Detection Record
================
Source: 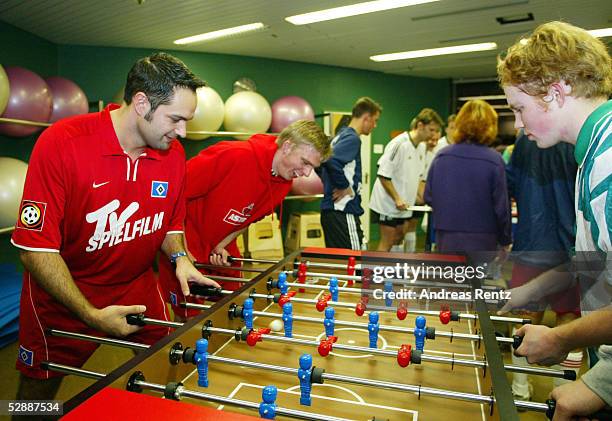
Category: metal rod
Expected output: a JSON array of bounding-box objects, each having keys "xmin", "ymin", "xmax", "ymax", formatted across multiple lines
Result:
[
  {"xmin": 208, "ymin": 355, "xmax": 296, "ymax": 375},
  {"xmin": 206, "ymin": 275, "xmax": 250, "ymax": 283},
  {"xmin": 185, "ymin": 130, "xmax": 280, "ymax": 137},
  {"xmin": 141, "ymin": 317, "xmax": 184, "ymax": 328},
  {"xmin": 249, "ymin": 292, "xmax": 523, "ymax": 324},
  {"xmin": 250, "ymin": 310, "xmax": 513, "ymax": 345},
  {"xmin": 48, "ymin": 329, "xmax": 149, "ymax": 350},
  {"xmin": 206, "ymin": 326, "xmax": 566, "ymax": 377},
  {"xmin": 43, "ymin": 362, "xmax": 105, "ymax": 380},
  {"xmin": 195, "ymin": 262, "xmax": 266, "ymax": 273},
  {"xmin": 137, "ymin": 380, "xmax": 351, "ymax": 421},
  {"xmin": 284, "ymin": 194, "xmax": 324, "ymax": 201},
  {"xmin": 294, "ymin": 270, "xmax": 501, "ymax": 293},
  {"xmin": 297, "ymin": 271, "xmax": 360, "ymax": 281},
  {"xmin": 43, "ymin": 353, "xmax": 551, "ymax": 416},
  {"xmin": 231, "ymin": 257, "xmax": 278, "ymax": 264},
  {"xmin": 0, "ymin": 117, "xmax": 50, "ymax": 127},
  {"xmin": 324, "ymin": 372, "xmax": 492, "ymax": 404},
  {"xmin": 0, "ymin": 226, "xmax": 15, "ymax": 235}
]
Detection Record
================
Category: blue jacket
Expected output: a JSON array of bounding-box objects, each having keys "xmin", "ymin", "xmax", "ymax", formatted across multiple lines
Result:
[
  {"xmin": 320, "ymin": 127, "xmax": 363, "ymax": 215},
  {"xmin": 506, "ymin": 134, "xmax": 577, "ymax": 268}
]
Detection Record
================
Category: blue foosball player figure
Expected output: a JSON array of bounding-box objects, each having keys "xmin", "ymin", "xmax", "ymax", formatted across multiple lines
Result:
[
  {"xmin": 329, "ymin": 277, "xmax": 339, "ymax": 302},
  {"xmin": 384, "ymin": 281, "xmax": 393, "ymax": 307},
  {"xmin": 278, "ymin": 272, "xmax": 288, "ymax": 295},
  {"xmin": 323, "ymin": 307, "xmax": 335, "ymax": 337},
  {"xmin": 244, "ymin": 298, "xmax": 254, "ymax": 330},
  {"xmin": 259, "ymin": 385, "xmax": 277, "ymax": 419},
  {"xmin": 282, "ymin": 302, "xmax": 293, "ymax": 338},
  {"xmin": 298, "ymin": 353, "xmax": 313, "ymax": 406},
  {"xmin": 414, "ymin": 315, "xmax": 427, "ymax": 351},
  {"xmin": 368, "ymin": 311, "xmax": 380, "ymax": 348},
  {"xmin": 195, "ymin": 338, "xmax": 209, "ymax": 387}
]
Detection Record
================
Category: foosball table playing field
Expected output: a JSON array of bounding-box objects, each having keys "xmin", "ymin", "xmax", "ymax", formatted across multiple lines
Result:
[{"xmin": 53, "ymin": 247, "xmax": 582, "ymax": 421}]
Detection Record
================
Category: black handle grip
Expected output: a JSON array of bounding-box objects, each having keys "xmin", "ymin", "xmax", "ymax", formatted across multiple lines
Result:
[
  {"xmin": 546, "ymin": 399, "xmax": 612, "ymax": 420},
  {"xmin": 189, "ymin": 284, "xmax": 223, "ymax": 297},
  {"xmin": 512, "ymin": 334, "xmax": 523, "ymax": 350},
  {"xmin": 126, "ymin": 313, "xmax": 146, "ymax": 326}
]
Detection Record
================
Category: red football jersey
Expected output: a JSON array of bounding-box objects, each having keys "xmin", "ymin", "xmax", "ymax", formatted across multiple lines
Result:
[
  {"xmin": 11, "ymin": 104, "xmax": 186, "ymax": 289},
  {"xmin": 183, "ymin": 134, "xmax": 292, "ymax": 262}
]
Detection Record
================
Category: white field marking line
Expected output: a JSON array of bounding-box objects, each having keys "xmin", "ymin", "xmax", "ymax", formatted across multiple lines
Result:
[
  {"xmin": 180, "ymin": 298, "xmax": 279, "ymax": 384},
  {"xmin": 286, "ymin": 383, "xmax": 365, "ymax": 403},
  {"xmin": 464, "ymin": 302, "xmax": 486, "ymax": 421},
  {"xmin": 238, "ymin": 383, "xmax": 419, "ymax": 420},
  {"xmin": 314, "ymin": 327, "xmax": 388, "ymax": 359},
  {"xmin": 217, "ymin": 381, "xmax": 249, "ymax": 411}
]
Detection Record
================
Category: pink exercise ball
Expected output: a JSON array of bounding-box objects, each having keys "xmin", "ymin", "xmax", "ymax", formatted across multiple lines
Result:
[
  {"xmin": 270, "ymin": 96, "xmax": 315, "ymax": 133},
  {"xmin": 0, "ymin": 67, "xmax": 52, "ymax": 137},
  {"xmin": 290, "ymin": 171, "xmax": 324, "ymax": 196},
  {"xmin": 45, "ymin": 76, "xmax": 89, "ymax": 122}
]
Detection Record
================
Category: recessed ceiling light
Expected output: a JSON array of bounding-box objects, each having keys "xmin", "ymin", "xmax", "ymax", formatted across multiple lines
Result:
[
  {"xmin": 370, "ymin": 42, "xmax": 497, "ymax": 62},
  {"xmin": 285, "ymin": 0, "xmax": 439, "ymax": 25},
  {"xmin": 174, "ymin": 23, "xmax": 267, "ymax": 45},
  {"xmin": 587, "ymin": 27, "xmax": 612, "ymax": 38}
]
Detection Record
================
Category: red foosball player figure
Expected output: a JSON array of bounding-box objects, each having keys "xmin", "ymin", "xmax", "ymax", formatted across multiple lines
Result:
[
  {"xmin": 396, "ymin": 301, "xmax": 408, "ymax": 320},
  {"xmin": 278, "ymin": 291, "xmax": 296, "ymax": 308},
  {"xmin": 318, "ymin": 336, "xmax": 338, "ymax": 357},
  {"xmin": 246, "ymin": 328, "xmax": 271, "ymax": 346},
  {"xmin": 315, "ymin": 293, "xmax": 332, "ymax": 312},
  {"xmin": 346, "ymin": 256, "xmax": 356, "ymax": 287},
  {"xmin": 439, "ymin": 305, "xmax": 452, "ymax": 325},
  {"xmin": 355, "ymin": 296, "xmax": 369, "ymax": 316},
  {"xmin": 297, "ymin": 261, "xmax": 307, "ymax": 292},
  {"xmin": 397, "ymin": 344, "xmax": 412, "ymax": 367}
]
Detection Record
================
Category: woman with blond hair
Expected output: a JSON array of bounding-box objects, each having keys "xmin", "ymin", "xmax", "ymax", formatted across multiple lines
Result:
[{"xmin": 424, "ymin": 100, "xmax": 511, "ymax": 260}]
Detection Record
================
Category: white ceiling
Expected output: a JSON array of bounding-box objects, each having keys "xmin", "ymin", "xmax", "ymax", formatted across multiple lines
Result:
[{"xmin": 1, "ymin": 0, "xmax": 611, "ymax": 80}]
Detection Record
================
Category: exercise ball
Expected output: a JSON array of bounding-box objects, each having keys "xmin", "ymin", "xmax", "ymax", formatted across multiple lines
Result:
[
  {"xmin": 290, "ymin": 171, "xmax": 324, "ymax": 198},
  {"xmin": 45, "ymin": 76, "xmax": 89, "ymax": 123},
  {"xmin": 270, "ymin": 96, "xmax": 315, "ymax": 133},
  {"xmin": 0, "ymin": 67, "xmax": 52, "ymax": 137},
  {"xmin": 186, "ymin": 86, "xmax": 225, "ymax": 140},
  {"xmin": 223, "ymin": 91, "xmax": 271, "ymax": 140},
  {"xmin": 0, "ymin": 65, "xmax": 9, "ymax": 116},
  {"xmin": 0, "ymin": 157, "xmax": 28, "ymax": 228}
]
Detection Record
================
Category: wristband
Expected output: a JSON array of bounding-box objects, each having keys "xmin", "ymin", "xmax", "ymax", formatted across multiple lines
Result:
[{"xmin": 169, "ymin": 251, "xmax": 188, "ymax": 263}]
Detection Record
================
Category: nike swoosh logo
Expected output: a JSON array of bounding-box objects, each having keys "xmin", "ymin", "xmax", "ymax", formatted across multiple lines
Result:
[{"xmin": 93, "ymin": 181, "xmax": 110, "ymax": 188}]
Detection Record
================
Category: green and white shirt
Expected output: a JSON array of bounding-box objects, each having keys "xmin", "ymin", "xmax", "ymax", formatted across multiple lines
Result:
[
  {"xmin": 575, "ymin": 99, "xmax": 612, "ymax": 255},
  {"xmin": 574, "ymin": 100, "xmax": 612, "ymax": 406}
]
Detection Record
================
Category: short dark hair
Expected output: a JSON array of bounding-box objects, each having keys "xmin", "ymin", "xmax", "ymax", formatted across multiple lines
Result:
[
  {"xmin": 124, "ymin": 52, "xmax": 206, "ymax": 120},
  {"xmin": 412, "ymin": 108, "xmax": 444, "ymax": 129},
  {"xmin": 352, "ymin": 97, "xmax": 382, "ymax": 118}
]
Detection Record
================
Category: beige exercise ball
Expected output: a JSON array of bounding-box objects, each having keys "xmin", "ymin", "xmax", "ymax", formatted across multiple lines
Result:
[
  {"xmin": 0, "ymin": 157, "xmax": 28, "ymax": 228},
  {"xmin": 0, "ymin": 65, "xmax": 9, "ymax": 116},
  {"xmin": 186, "ymin": 86, "xmax": 225, "ymax": 140},
  {"xmin": 223, "ymin": 91, "xmax": 271, "ymax": 140}
]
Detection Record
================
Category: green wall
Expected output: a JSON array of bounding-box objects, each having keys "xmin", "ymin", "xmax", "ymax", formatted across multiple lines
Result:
[
  {"xmin": 0, "ymin": 20, "xmax": 450, "ymax": 264},
  {"xmin": 0, "ymin": 23, "xmax": 58, "ymax": 265}
]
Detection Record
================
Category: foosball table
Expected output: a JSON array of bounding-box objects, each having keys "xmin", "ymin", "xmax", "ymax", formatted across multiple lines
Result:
[{"xmin": 54, "ymin": 248, "xmax": 578, "ymax": 420}]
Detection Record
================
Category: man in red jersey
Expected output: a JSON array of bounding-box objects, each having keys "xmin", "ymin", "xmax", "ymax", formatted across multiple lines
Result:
[
  {"xmin": 159, "ymin": 120, "xmax": 331, "ymax": 319},
  {"xmin": 11, "ymin": 52, "xmax": 219, "ymax": 402}
]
